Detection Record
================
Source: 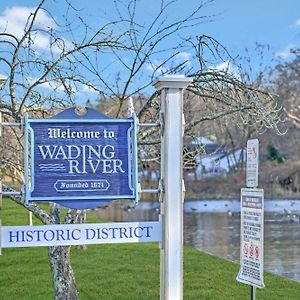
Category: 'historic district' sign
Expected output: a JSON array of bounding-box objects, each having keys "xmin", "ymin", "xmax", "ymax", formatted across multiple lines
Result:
[
  {"xmin": 24, "ymin": 108, "xmax": 138, "ymax": 208},
  {"xmin": 1, "ymin": 221, "xmax": 161, "ymax": 248}
]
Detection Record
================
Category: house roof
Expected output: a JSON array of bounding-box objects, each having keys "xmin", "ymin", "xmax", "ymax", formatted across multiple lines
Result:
[{"xmin": 186, "ymin": 136, "xmax": 225, "ymax": 155}]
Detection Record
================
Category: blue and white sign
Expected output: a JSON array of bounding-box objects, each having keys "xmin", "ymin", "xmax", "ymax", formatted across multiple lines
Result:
[{"xmin": 24, "ymin": 108, "xmax": 139, "ymax": 208}]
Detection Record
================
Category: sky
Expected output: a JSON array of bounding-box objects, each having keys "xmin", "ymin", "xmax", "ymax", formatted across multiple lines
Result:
[
  {"xmin": 203, "ymin": 0, "xmax": 300, "ymax": 59},
  {"xmin": 0, "ymin": 0, "xmax": 300, "ymax": 100},
  {"xmin": 0, "ymin": 0, "xmax": 297, "ymax": 57}
]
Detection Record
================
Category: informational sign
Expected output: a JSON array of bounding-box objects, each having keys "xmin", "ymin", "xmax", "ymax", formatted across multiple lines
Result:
[
  {"xmin": 237, "ymin": 188, "xmax": 265, "ymax": 288},
  {"xmin": 246, "ymin": 139, "xmax": 259, "ymax": 188},
  {"xmin": 24, "ymin": 108, "xmax": 138, "ymax": 208},
  {"xmin": 0, "ymin": 221, "xmax": 161, "ymax": 248}
]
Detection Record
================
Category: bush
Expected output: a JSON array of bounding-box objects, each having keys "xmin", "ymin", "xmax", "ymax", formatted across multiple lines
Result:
[{"xmin": 267, "ymin": 144, "xmax": 287, "ymax": 164}]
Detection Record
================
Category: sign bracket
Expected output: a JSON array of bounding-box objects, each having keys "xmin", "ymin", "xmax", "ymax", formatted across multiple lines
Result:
[
  {"xmin": 141, "ymin": 189, "xmax": 159, "ymax": 193},
  {"xmin": 139, "ymin": 122, "xmax": 160, "ymax": 127}
]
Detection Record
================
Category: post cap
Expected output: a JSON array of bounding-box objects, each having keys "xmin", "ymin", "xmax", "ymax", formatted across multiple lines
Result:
[{"xmin": 153, "ymin": 75, "xmax": 193, "ymax": 90}]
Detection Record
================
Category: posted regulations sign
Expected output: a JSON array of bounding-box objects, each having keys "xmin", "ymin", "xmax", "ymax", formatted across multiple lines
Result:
[
  {"xmin": 246, "ymin": 139, "xmax": 259, "ymax": 188},
  {"xmin": 237, "ymin": 188, "xmax": 264, "ymax": 288},
  {"xmin": 24, "ymin": 112, "xmax": 138, "ymax": 205}
]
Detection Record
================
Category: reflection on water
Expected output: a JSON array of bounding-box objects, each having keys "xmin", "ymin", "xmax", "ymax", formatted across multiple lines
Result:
[
  {"xmin": 94, "ymin": 200, "xmax": 300, "ymax": 281},
  {"xmin": 184, "ymin": 212, "xmax": 300, "ymax": 281}
]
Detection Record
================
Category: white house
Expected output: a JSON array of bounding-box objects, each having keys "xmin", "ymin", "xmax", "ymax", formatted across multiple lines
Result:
[{"xmin": 186, "ymin": 137, "xmax": 245, "ymax": 180}]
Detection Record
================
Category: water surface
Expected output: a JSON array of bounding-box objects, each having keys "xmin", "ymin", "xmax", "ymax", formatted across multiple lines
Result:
[{"xmin": 94, "ymin": 199, "xmax": 300, "ymax": 281}]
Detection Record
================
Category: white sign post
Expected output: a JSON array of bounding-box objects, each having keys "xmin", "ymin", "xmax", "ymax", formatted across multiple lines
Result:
[{"xmin": 154, "ymin": 75, "xmax": 192, "ymax": 300}]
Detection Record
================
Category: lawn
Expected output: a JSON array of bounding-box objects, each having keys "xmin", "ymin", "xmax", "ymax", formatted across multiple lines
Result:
[{"xmin": 1, "ymin": 198, "xmax": 300, "ymax": 299}]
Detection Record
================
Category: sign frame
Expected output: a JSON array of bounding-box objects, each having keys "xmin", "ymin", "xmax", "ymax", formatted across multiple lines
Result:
[{"xmin": 24, "ymin": 108, "xmax": 139, "ymax": 208}]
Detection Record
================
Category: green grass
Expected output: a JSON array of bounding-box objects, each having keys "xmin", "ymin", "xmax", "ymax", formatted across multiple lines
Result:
[{"xmin": 1, "ymin": 198, "xmax": 300, "ymax": 299}]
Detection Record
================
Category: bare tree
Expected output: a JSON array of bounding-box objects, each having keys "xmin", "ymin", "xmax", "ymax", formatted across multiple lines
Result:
[
  {"xmin": 260, "ymin": 46, "xmax": 300, "ymax": 162},
  {"xmin": 0, "ymin": 1, "xmax": 132, "ymax": 298},
  {"xmin": 0, "ymin": 0, "xmax": 283, "ymax": 299}
]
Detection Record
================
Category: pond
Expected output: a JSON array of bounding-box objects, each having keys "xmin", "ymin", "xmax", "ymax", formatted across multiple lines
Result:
[{"xmin": 94, "ymin": 199, "xmax": 300, "ymax": 281}]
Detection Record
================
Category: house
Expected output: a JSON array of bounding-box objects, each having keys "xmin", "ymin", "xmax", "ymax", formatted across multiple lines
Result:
[
  {"xmin": 138, "ymin": 136, "xmax": 245, "ymax": 183},
  {"xmin": 185, "ymin": 137, "xmax": 245, "ymax": 180}
]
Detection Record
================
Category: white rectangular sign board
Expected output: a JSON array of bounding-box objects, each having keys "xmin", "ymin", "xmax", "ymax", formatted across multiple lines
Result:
[
  {"xmin": 237, "ymin": 188, "xmax": 264, "ymax": 288},
  {"xmin": 246, "ymin": 139, "xmax": 259, "ymax": 188},
  {"xmin": 0, "ymin": 221, "xmax": 161, "ymax": 249}
]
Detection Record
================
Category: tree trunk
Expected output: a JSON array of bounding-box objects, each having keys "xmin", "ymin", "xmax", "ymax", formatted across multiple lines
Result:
[
  {"xmin": 48, "ymin": 245, "xmax": 79, "ymax": 300},
  {"xmin": 76, "ymin": 210, "xmax": 87, "ymax": 250}
]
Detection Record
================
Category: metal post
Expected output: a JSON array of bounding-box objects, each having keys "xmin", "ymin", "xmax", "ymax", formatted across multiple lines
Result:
[
  {"xmin": 251, "ymin": 286, "xmax": 256, "ymax": 300},
  {"xmin": 154, "ymin": 75, "xmax": 192, "ymax": 300},
  {"xmin": 0, "ymin": 111, "xmax": 2, "ymax": 137},
  {"xmin": 24, "ymin": 114, "xmax": 29, "ymax": 205},
  {"xmin": 28, "ymin": 211, "xmax": 33, "ymax": 226},
  {"xmin": 127, "ymin": 96, "xmax": 140, "ymax": 204},
  {"xmin": 0, "ymin": 219, "xmax": 2, "ymax": 255},
  {"xmin": 0, "ymin": 76, "xmax": 7, "ymax": 137},
  {"xmin": 127, "ymin": 96, "xmax": 135, "ymax": 117},
  {"xmin": 0, "ymin": 181, "xmax": 2, "ymax": 210}
]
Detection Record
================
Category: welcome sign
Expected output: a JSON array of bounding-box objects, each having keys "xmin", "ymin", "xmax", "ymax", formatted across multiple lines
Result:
[{"xmin": 24, "ymin": 108, "xmax": 138, "ymax": 208}]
